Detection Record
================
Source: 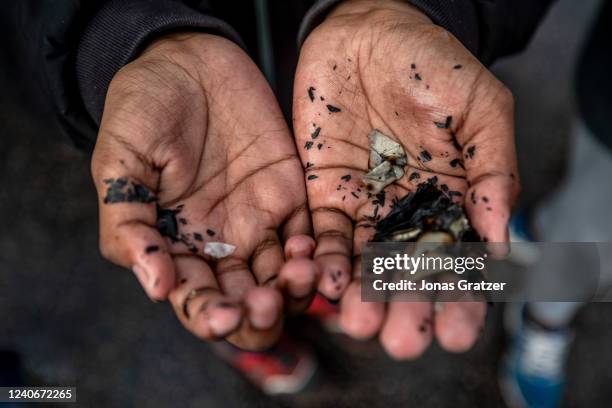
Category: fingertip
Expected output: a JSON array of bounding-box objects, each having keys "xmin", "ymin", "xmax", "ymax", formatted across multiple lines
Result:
[
  {"xmin": 245, "ymin": 287, "xmax": 283, "ymax": 330},
  {"xmin": 435, "ymin": 302, "xmax": 486, "ymax": 353},
  {"xmin": 316, "ymin": 254, "xmax": 351, "ymax": 301},
  {"xmin": 379, "ymin": 302, "xmax": 432, "ymax": 360},
  {"xmin": 339, "ymin": 282, "xmax": 384, "ymax": 339},
  {"xmin": 284, "ymin": 235, "xmax": 316, "ymax": 259},
  {"xmin": 278, "ymin": 258, "xmax": 318, "ymax": 299}
]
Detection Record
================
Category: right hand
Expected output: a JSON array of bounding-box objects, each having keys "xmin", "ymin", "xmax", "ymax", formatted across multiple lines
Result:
[{"xmin": 91, "ymin": 33, "xmax": 317, "ymax": 350}]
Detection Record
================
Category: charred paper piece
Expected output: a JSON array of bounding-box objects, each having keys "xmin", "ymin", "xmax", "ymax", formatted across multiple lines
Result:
[
  {"xmin": 204, "ymin": 242, "xmax": 236, "ymax": 259},
  {"xmin": 372, "ymin": 179, "xmax": 479, "ymax": 243},
  {"xmin": 363, "ymin": 130, "xmax": 407, "ymax": 194}
]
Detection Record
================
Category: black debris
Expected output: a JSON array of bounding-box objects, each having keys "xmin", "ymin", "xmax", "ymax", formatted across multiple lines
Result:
[
  {"xmin": 341, "ymin": 174, "xmax": 352, "ymax": 182},
  {"xmin": 193, "ymin": 233, "xmax": 203, "ymax": 241},
  {"xmin": 415, "ymin": 73, "xmax": 422, "ymax": 81},
  {"xmin": 451, "ymin": 132, "xmax": 462, "ymax": 151},
  {"xmin": 440, "ymin": 184, "xmax": 449, "ymax": 192},
  {"xmin": 411, "ymin": 63, "xmax": 416, "ymax": 69},
  {"xmin": 333, "ymin": 64, "xmax": 337, "ymax": 70},
  {"xmin": 305, "ymin": 162, "xmax": 314, "ymax": 168},
  {"xmin": 157, "ymin": 206, "xmax": 181, "ymax": 242},
  {"xmin": 317, "ymin": 143, "xmax": 323, "ymax": 150},
  {"xmin": 326, "ymin": 104, "xmax": 341, "ymax": 113},
  {"xmin": 449, "ymin": 158, "xmax": 465, "ymax": 169},
  {"xmin": 307, "ymin": 175, "xmax": 318, "ymax": 180},
  {"xmin": 467, "ymin": 145, "xmax": 476, "ymax": 158},
  {"xmin": 373, "ymin": 191, "xmax": 386, "ymax": 207},
  {"xmin": 372, "ymin": 178, "xmax": 479, "ymax": 242},
  {"xmin": 179, "ymin": 218, "xmax": 187, "ymax": 225},
  {"xmin": 427, "ymin": 176, "xmax": 438, "ymax": 186},
  {"xmin": 470, "ymin": 191, "xmax": 477, "ymax": 205},
  {"xmin": 420, "ymin": 150, "xmax": 432, "ymax": 162},
  {"xmin": 453, "ymin": 64, "xmax": 463, "ymax": 70},
  {"xmin": 351, "ymin": 192, "xmax": 359, "ymax": 199},
  {"xmin": 311, "ymin": 127, "xmax": 321, "ymax": 139},
  {"xmin": 408, "ymin": 172, "xmax": 421, "ymax": 182},
  {"xmin": 145, "ymin": 245, "xmax": 159, "ymax": 254},
  {"xmin": 320, "ymin": 96, "xmax": 325, "ymax": 101},
  {"xmin": 435, "ymin": 115, "xmax": 453, "ymax": 129},
  {"xmin": 308, "ymin": 86, "xmax": 316, "ymax": 102},
  {"xmin": 304, "ymin": 141, "xmax": 314, "ymax": 150},
  {"xmin": 206, "ymin": 229, "xmax": 216, "ymax": 237},
  {"xmin": 103, "ymin": 177, "xmax": 157, "ymax": 204}
]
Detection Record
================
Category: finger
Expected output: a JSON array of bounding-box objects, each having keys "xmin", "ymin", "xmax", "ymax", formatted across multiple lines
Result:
[
  {"xmin": 284, "ymin": 235, "xmax": 316, "ymax": 260},
  {"xmin": 434, "ymin": 302, "xmax": 486, "ymax": 352},
  {"xmin": 230, "ymin": 287, "xmax": 284, "ymax": 351},
  {"xmin": 460, "ymin": 85, "xmax": 520, "ymax": 250},
  {"xmin": 169, "ymin": 255, "xmax": 243, "ymax": 340},
  {"xmin": 312, "ymin": 208, "xmax": 353, "ymax": 300},
  {"xmin": 280, "ymin": 204, "xmax": 313, "ymax": 244},
  {"xmin": 250, "ymin": 232, "xmax": 284, "ymax": 286},
  {"xmin": 339, "ymin": 281, "xmax": 385, "ymax": 339},
  {"xmin": 276, "ymin": 258, "xmax": 319, "ymax": 315},
  {"xmin": 379, "ymin": 302, "xmax": 433, "ymax": 360},
  {"xmin": 94, "ymin": 175, "xmax": 174, "ymax": 301},
  {"xmin": 215, "ymin": 257, "xmax": 284, "ymax": 350}
]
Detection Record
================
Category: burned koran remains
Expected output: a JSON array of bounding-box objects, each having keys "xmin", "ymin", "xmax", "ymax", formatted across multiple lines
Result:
[{"xmin": 372, "ymin": 180, "xmax": 480, "ymax": 243}]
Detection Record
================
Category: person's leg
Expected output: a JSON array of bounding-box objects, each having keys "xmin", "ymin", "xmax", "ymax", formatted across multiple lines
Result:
[{"xmin": 502, "ymin": 119, "xmax": 612, "ymax": 408}]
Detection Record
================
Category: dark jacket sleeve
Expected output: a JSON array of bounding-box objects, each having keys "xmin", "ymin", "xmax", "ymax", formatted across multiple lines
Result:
[
  {"xmin": 15, "ymin": 0, "xmax": 243, "ymax": 151},
  {"xmin": 298, "ymin": 0, "xmax": 556, "ymax": 65}
]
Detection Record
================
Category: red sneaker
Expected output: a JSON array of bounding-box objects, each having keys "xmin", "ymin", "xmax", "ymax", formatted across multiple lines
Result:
[
  {"xmin": 305, "ymin": 294, "xmax": 340, "ymax": 333},
  {"xmin": 214, "ymin": 335, "xmax": 317, "ymax": 395}
]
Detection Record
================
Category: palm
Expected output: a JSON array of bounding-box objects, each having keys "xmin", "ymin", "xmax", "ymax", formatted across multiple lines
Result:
[
  {"xmin": 293, "ymin": 3, "xmax": 518, "ymax": 357},
  {"xmin": 93, "ymin": 34, "xmax": 311, "ymax": 349}
]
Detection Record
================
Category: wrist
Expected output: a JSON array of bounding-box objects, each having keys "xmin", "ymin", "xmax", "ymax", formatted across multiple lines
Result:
[{"xmin": 328, "ymin": 0, "xmax": 431, "ymax": 24}]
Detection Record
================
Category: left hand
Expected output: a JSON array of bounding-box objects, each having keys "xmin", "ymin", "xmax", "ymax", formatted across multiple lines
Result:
[{"xmin": 292, "ymin": 0, "xmax": 519, "ymax": 359}]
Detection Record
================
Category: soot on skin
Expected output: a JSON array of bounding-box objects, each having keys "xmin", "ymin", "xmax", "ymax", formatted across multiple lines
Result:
[
  {"xmin": 434, "ymin": 116, "xmax": 453, "ymax": 129},
  {"xmin": 311, "ymin": 127, "xmax": 321, "ymax": 139},
  {"xmin": 308, "ymin": 175, "xmax": 319, "ymax": 180},
  {"xmin": 341, "ymin": 174, "xmax": 352, "ymax": 182},
  {"xmin": 145, "ymin": 245, "xmax": 159, "ymax": 254},
  {"xmin": 420, "ymin": 150, "xmax": 432, "ymax": 162},
  {"xmin": 326, "ymin": 104, "xmax": 341, "ymax": 113},
  {"xmin": 467, "ymin": 145, "xmax": 476, "ymax": 158},
  {"xmin": 103, "ymin": 177, "xmax": 157, "ymax": 204},
  {"xmin": 308, "ymin": 86, "xmax": 316, "ymax": 102}
]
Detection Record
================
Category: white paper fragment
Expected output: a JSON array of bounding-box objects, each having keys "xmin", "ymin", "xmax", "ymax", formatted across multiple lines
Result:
[
  {"xmin": 204, "ymin": 242, "xmax": 236, "ymax": 258},
  {"xmin": 363, "ymin": 130, "xmax": 408, "ymax": 193},
  {"xmin": 368, "ymin": 130, "xmax": 406, "ymax": 163},
  {"xmin": 369, "ymin": 150, "xmax": 383, "ymax": 169}
]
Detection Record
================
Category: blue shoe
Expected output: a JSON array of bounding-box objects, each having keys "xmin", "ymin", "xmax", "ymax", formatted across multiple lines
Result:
[{"xmin": 500, "ymin": 305, "xmax": 573, "ymax": 408}]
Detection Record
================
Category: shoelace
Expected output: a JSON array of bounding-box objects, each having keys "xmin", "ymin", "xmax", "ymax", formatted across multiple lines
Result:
[{"xmin": 518, "ymin": 327, "xmax": 569, "ymax": 379}]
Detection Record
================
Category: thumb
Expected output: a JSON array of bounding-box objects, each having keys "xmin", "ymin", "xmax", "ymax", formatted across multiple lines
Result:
[
  {"xmin": 91, "ymin": 131, "xmax": 175, "ymax": 301},
  {"xmin": 458, "ymin": 85, "xmax": 520, "ymax": 256}
]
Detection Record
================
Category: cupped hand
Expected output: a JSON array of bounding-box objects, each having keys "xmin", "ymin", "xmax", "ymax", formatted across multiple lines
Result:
[
  {"xmin": 293, "ymin": 0, "xmax": 519, "ymax": 358},
  {"xmin": 92, "ymin": 33, "xmax": 317, "ymax": 350}
]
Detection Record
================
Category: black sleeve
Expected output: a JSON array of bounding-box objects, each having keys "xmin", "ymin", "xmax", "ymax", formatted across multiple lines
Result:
[
  {"xmin": 298, "ymin": 0, "xmax": 556, "ymax": 65},
  {"xmin": 76, "ymin": 0, "xmax": 245, "ymax": 127},
  {"xmin": 13, "ymin": 0, "xmax": 243, "ymax": 151}
]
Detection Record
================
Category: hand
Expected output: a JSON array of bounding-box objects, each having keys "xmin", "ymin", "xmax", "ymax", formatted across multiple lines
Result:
[
  {"xmin": 293, "ymin": 0, "xmax": 519, "ymax": 358},
  {"xmin": 92, "ymin": 33, "xmax": 318, "ymax": 350}
]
